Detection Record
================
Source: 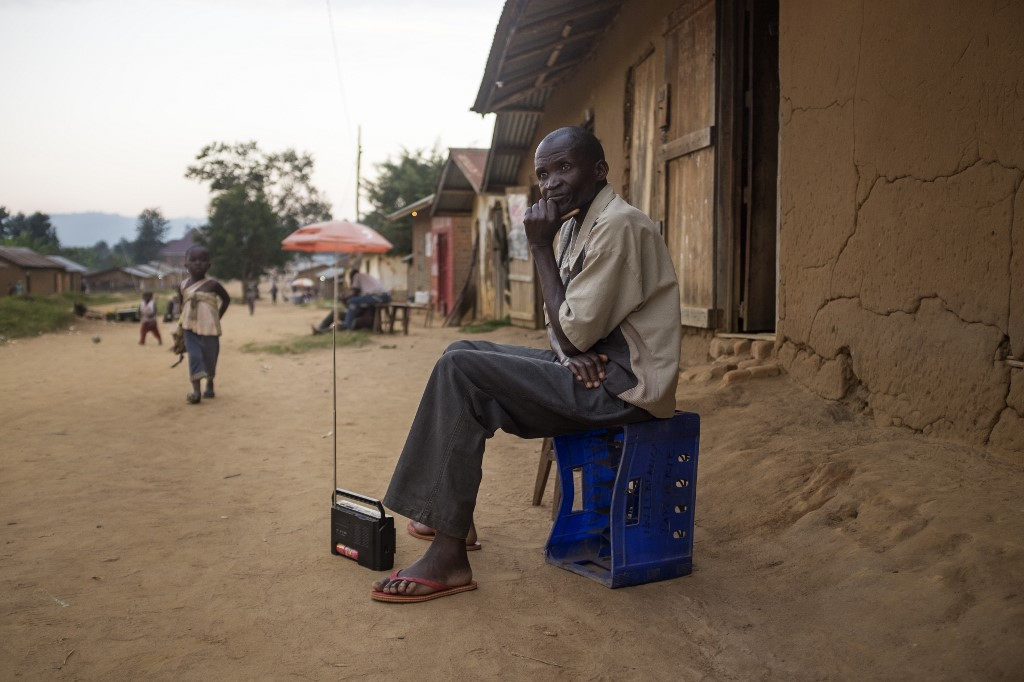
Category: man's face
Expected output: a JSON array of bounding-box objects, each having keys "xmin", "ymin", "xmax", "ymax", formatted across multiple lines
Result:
[{"xmin": 534, "ymin": 133, "xmax": 608, "ymax": 216}]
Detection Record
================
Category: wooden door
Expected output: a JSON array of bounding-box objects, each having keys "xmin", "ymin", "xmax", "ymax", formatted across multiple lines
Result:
[
  {"xmin": 505, "ymin": 188, "xmax": 543, "ymax": 329},
  {"xmin": 491, "ymin": 203, "xmax": 508, "ymax": 320},
  {"xmin": 662, "ymin": 0, "xmax": 718, "ymax": 329},
  {"xmin": 435, "ymin": 232, "xmax": 450, "ymax": 316},
  {"xmin": 625, "ymin": 49, "xmax": 659, "ymax": 220}
]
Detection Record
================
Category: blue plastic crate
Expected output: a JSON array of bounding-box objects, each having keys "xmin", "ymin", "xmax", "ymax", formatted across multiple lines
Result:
[{"xmin": 545, "ymin": 411, "xmax": 700, "ymax": 588}]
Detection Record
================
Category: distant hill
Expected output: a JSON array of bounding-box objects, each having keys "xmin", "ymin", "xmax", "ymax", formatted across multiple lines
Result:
[{"xmin": 50, "ymin": 212, "xmax": 205, "ymax": 247}]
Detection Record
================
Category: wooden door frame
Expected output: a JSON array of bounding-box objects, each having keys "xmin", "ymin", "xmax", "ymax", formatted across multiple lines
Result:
[
  {"xmin": 715, "ymin": 0, "xmax": 744, "ymax": 333},
  {"xmin": 714, "ymin": 0, "xmax": 779, "ymax": 333}
]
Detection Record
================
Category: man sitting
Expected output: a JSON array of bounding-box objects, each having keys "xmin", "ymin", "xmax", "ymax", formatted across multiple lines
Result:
[
  {"xmin": 312, "ymin": 267, "xmax": 391, "ymax": 333},
  {"xmin": 370, "ymin": 126, "xmax": 682, "ymax": 603}
]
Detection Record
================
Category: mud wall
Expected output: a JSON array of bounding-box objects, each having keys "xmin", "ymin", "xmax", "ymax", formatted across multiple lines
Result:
[
  {"xmin": 517, "ymin": 0, "xmax": 672, "ymax": 189},
  {"xmin": 777, "ymin": 0, "xmax": 1024, "ymax": 448}
]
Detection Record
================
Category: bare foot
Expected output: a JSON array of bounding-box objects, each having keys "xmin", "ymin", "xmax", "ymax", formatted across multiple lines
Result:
[{"xmin": 372, "ymin": 533, "xmax": 473, "ymax": 598}]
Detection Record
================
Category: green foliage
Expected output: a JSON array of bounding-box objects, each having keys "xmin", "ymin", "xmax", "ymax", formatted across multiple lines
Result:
[
  {"xmin": 84, "ymin": 291, "xmax": 140, "ymax": 306},
  {"xmin": 186, "ymin": 141, "xmax": 333, "ymax": 234},
  {"xmin": 112, "ymin": 238, "xmax": 134, "ymax": 266},
  {"xmin": 0, "ymin": 291, "xmax": 168, "ymax": 343},
  {"xmin": 58, "ymin": 241, "xmax": 118, "ymax": 270},
  {"xmin": 198, "ymin": 185, "xmax": 284, "ymax": 281},
  {"xmin": 0, "ymin": 208, "xmax": 61, "ymax": 254},
  {"xmin": 458, "ymin": 315, "xmax": 512, "ymax": 334},
  {"xmin": 360, "ymin": 147, "xmax": 444, "ymax": 255},
  {"xmin": 0, "ymin": 293, "xmax": 80, "ymax": 341},
  {"xmin": 239, "ymin": 330, "xmax": 371, "ymax": 355},
  {"xmin": 133, "ymin": 208, "xmax": 169, "ymax": 262}
]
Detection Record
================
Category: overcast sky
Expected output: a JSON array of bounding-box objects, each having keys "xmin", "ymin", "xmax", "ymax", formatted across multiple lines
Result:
[{"xmin": 1, "ymin": 0, "xmax": 504, "ymax": 225}]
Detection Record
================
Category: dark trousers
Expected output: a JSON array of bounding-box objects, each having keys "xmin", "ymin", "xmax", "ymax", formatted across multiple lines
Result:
[
  {"xmin": 383, "ymin": 340, "xmax": 651, "ymax": 539},
  {"xmin": 140, "ymin": 321, "xmax": 161, "ymax": 344},
  {"xmin": 184, "ymin": 330, "xmax": 219, "ymax": 382},
  {"xmin": 342, "ymin": 293, "xmax": 390, "ymax": 330}
]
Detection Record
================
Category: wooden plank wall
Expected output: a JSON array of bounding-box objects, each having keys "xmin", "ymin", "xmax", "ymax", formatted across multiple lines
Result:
[{"xmin": 663, "ymin": 0, "xmax": 718, "ymax": 327}]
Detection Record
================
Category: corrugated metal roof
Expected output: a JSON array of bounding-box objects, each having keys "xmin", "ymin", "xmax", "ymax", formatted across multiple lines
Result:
[
  {"xmin": 473, "ymin": 0, "xmax": 624, "ymax": 114},
  {"xmin": 123, "ymin": 266, "xmax": 154, "ymax": 278},
  {"xmin": 473, "ymin": 0, "xmax": 625, "ymax": 190},
  {"xmin": 46, "ymin": 255, "xmax": 89, "ymax": 273},
  {"xmin": 317, "ymin": 266, "xmax": 347, "ymax": 280},
  {"xmin": 132, "ymin": 264, "xmax": 164, "ymax": 277},
  {"xmin": 432, "ymin": 148, "xmax": 490, "ymax": 216},
  {"xmin": 0, "ymin": 246, "xmax": 65, "ymax": 269},
  {"xmin": 159, "ymin": 228, "xmax": 200, "ymax": 258},
  {"xmin": 385, "ymin": 194, "xmax": 435, "ymax": 222},
  {"xmin": 451, "ymin": 149, "xmax": 489, "ymax": 192}
]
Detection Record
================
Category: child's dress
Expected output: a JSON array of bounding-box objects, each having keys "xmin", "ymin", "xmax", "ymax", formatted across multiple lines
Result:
[{"xmin": 180, "ymin": 280, "xmax": 223, "ymax": 382}]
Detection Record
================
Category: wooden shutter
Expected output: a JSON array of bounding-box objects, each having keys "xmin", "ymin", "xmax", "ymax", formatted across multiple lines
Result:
[
  {"xmin": 505, "ymin": 188, "xmax": 543, "ymax": 329},
  {"xmin": 625, "ymin": 50, "xmax": 659, "ymax": 219},
  {"xmin": 662, "ymin": 0, "xmax": 719, "ymax": 328}
]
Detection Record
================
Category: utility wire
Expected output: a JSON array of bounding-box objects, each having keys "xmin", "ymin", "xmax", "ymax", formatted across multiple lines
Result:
[
  {"xmin": 324, "ymin": 0, "xmax": 360, "ymax": 218},
  {"xmin": 325, "ymin": 0, "xmax": 355, "ymax": 153}
]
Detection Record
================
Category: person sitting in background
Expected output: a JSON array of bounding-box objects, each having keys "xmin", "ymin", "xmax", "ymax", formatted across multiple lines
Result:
[{"xmin": 312, "ymin": 268, "xmax": 390, "ymax": 333}]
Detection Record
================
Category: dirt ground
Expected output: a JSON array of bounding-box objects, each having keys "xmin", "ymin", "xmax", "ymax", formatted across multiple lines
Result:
[{"xmin": 1, "ymin": 288, "xmax": 1022, "ymax": 681}]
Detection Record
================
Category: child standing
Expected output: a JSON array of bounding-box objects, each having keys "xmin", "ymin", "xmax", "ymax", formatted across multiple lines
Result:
[
  {"xmin": 139, "ymin": 291, "xmax": 162, "ymax": 345},
  {"xmin": 178, "ymin": 245, "xmax": 230, "ymax": 405},
  {"xmin": 244, "ymin": 275, "xmax": 258, "ymax": 316}
]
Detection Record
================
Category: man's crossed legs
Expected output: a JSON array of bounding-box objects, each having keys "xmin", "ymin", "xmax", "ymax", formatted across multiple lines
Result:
[{"xmin": 372, "ymin": 339, "xmax": 649, "ymax": 601}]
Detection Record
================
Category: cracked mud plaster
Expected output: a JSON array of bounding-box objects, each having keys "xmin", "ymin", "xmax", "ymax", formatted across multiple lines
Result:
[
  {"xmin": 777, "ymin": 1, "xmax": 1024, "ymax": 447},
  {"xmin": 781, "ymin": 298, "xmax": 1009, "ymax": 446},
  {"xmin": 989, "ymin": 370, "xmax": 1024, "ymax": 453},
  {"xmin": 832, "ymin": 161, "xmax": 1019, "ymax": 329},
  {"xmin": 778, "ymin": 163, "xmax": 1022, "ymax": 445}
]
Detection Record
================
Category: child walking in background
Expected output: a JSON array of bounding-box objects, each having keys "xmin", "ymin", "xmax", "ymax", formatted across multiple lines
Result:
[
  {"xmin": 244, "ymin": 274, "xmax": 258, "ymax": 316},
  {"xmin": 178, "ymin": 245, "xmax": 230, "ymax": 405},
  {"xmin": 139, "ymin": 291, "xmax": 162, "ymax": 345}
]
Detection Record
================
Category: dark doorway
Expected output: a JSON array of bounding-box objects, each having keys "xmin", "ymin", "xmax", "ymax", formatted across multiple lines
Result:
[{"xmin": 735, "ymin": 0, "xmax": 779, "ymax": 332}]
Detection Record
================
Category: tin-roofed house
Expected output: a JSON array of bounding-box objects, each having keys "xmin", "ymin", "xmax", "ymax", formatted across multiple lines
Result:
[
  {"xmin": 387, "ymin": 149, "xmax": 490, "ymax": 322},
  {"xmin": 469, "ymin": 0, "xmax": 1023, "ymax": 448},
  {"xmin": 386, "ymin": 194, "xmax": 435, "ymax": 305},
  {"xmin": 0, "ymin": 247, "xmax": 68, "ymax": 296},
  {"xmin": 159, "ymin": 228, "xmax": 200, "ymax": 271},
  {"xmin": 46, "ymin": 255, "xmax": 88, "ymax": 293},
  {"xmin": 430, "ymin": 149, "xmax": 489, "ymax": 321}
]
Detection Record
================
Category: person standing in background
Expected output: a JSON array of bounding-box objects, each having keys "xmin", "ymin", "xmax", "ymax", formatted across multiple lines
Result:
[{"xmin": 138, "ymin": 290, "xmax": 162, "ymax": 345}]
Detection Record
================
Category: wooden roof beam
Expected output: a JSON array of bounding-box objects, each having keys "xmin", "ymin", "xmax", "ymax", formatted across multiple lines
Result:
[
  {"xmin": 514, "ymin": 0, "xmax": 622, "ymax": 36},
  {"xmin": 504, "ymin": 27, "xmax": 606, "ymax": 65}
]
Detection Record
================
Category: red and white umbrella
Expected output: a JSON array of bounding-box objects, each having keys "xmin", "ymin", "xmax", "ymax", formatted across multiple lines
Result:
[{"xmin": 281, "ymin": 219, "xmax": 392, "ymax": 254}]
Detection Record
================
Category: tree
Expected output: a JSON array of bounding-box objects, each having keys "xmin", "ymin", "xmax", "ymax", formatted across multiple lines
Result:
[
  {"xmin": 186, "ymin": 141, "xmax": 332, "ymax": 233},
  {"xmin": 0, "ymin": 208, "xmax": 61, "ymax": 254},
  {"xmin": 133, "ymin": 208, "xmax": 169, "ymax": 263},
  {"xmin": 92, "ymin": 241, "xmax": 113, "ymax": 268},
  {"xmin": 197, "ymin": 185, "xmax": 284, "ymax": 281},
  {"xmin": 360, "ymin": 147, "xmax": 444, "ymax": 255},
  {"xmin": 56, "ymin": 240, "xmax": 117, "ymax": 270},
  {"xmin": 112, "ymin": 237, "xmax": 134, "ymax": 266}
]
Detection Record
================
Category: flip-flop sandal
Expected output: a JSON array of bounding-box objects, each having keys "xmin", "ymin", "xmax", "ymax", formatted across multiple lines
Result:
[
  {"xmin": 371, "ymin": 569, "xmax": 478, "ymax": 604},
  {"xmin": 186, "ymin": 392, "xmax": 201, "ymax": 404},
  {"xmin": 406, "ymin": 521, "xmax": 481, "ymax": 551}
]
